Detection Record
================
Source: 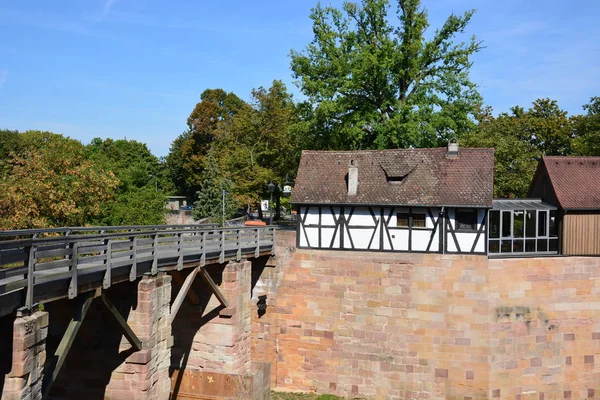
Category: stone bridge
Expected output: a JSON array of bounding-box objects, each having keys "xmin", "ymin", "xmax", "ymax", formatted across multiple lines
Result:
[
  {"xmin": 2, "ymin": 226, "xmax": 600, "ymax": 399},
  {"xmin": 0, "ymin": 224, "xmax": 276, "ymax": 400}
]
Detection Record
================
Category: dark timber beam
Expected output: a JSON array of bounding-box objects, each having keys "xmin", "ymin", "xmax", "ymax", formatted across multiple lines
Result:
[
  {"xmin": 169, "ymin": 267, "xmax": 200, "ymax": 323},
  {"xmin": 199, "ymin": 268, "xmax": 229, "ymax": 308},
  {"xmin": 171, "ymin": 270, "xmax": 200, "ymax": 305},
  {"xmin": 100, "ymin": 293, "xmax": 142, "ymax": 351},
  {"xmin": 42, "ymin": 290, "xmax": 94, "ymax": 399}
]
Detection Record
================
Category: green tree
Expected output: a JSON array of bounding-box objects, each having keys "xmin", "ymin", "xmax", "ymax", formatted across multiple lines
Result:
[
  {"xmin": 290, "ymin": 0, "xmax": 482, "ymax": 150},
  {"xmin": 0, "ymin": 129, "xmax": 20, "ymax": 162},
  {"xmin": 213, "ymin": 81, "xmax": 304, "ymax": 211},
  {"xmin": 463, "ymin": 99, "xmax": 574, "ymax": 198},
  {"xmin": 573, "ymin": 97, "xmax": 600, "ymax": 156},
  {"xmin": 192, "ymin": 151, "xmax": 239, "ymax": 225},
  {"xmin": 165, "ymin": 130, "xmax": 190, "ymax": 198},
  {"xmin": 178, "ymin": 89, "xmax": 246, "ymax": 199},
  {"xmin": 86, "ymin": 138, "xmax": 168, "ymax": 226},
  {"xmin": 0, "ymin": 133, "xmax": 118, "ymax": 229}
]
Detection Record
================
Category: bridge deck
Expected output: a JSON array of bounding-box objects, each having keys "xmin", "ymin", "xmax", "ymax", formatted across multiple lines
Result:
[{"xmin": 0, "ymin": 225, "xmax": 276, "ymax": 318}]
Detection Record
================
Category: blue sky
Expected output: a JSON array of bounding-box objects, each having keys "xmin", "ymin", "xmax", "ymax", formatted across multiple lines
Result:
[{"xmin": 0, "ymin": 0, "xmax": 599, "ymax": 157}]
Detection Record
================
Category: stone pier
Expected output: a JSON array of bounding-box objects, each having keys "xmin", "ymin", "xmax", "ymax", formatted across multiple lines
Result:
[
  {"xmin": 1, "ymin": 310, "xmax": 48, "ymax": 400},
  {"xmin": 103, "ymin": 273, "xmax": 173, "ymax": 400},
  {"xmin": 171, "ymin": 260, "xmax": 270, "ymax": 399}
]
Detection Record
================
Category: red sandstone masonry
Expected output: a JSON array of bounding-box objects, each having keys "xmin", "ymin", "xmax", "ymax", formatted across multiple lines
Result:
[
  {"xmin": 487, "ymin": 257, "xmax": 600, "ymax": 400},
  {"xmin": 1, "ymin": 310, "xmax": 48, "ymax": 400},
  {"xmin": 172, "ymin": 260, "xmax": 252, "ymax": 376},
  {"xmin": 105, "ymin": 273, "xmax": 173, "ymax": 400},
  {"xmin": 252, "ymin": 231, "xmax": 600, "ymax": 399}
]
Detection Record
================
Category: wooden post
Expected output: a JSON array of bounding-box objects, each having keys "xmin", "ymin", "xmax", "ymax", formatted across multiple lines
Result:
[
  {"xmin": 219, "ymin": 230, "xmax": 225, "ymax": 264},
  {"xmin": 129, "ymin": 236, "xmax": 137, "ymax": 282},
  {"xmin": 177, "ymin": 232, "xmax": 184, "ymax": 271},
  {"xmin": 103, "ymin": 239, "xmax": 112, "ymax": 289},
  {"xmin": 271, "ymin": 228, "xmax": 276, "ymax": 255},
  {"xmin": 25, "ymin": 245, "xmax": 35, "ymax": 309},
  {"xmin": 151, "ymin": 234, "xmax": 158, "ymax": 275},
  {"xmin": 255, "ymin": 228, "xmax": 260, "ymax": 258},
  {"xmin": 236, "ymin": 229, "xmax": 242, "ymax": 261},
  {"xmin": 68, "ymin": 242, "xmax": 79, "ymax": 299},
  {"xmin": 200, "ymin": 231, "xmax": 206, "ymax": 267}
]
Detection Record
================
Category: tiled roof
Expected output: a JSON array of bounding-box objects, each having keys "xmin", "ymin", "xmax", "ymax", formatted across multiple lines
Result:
[
  {"xmin": 290, "ymin": 147, "xmax": 494, "ymax": 207},
  {"xmin": 541, "ymin": 156, "xmax": 600, "ymax": 209}
]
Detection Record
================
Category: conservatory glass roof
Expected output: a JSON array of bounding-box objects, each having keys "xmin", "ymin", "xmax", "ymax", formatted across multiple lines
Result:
[{"xmin": 492, "ymin": 199, "xmax": 557, "ymax": 211}]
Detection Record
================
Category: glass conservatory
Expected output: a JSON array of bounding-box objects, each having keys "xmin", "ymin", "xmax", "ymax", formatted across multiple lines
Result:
[{"xmin": 488, "ymin": 199, "xmax": 559, "ymax": 256}]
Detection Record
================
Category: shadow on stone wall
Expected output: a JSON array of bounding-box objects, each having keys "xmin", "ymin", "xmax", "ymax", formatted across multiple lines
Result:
[
  {"xmin": 169, "ymin": 264, "xmax": 225, "ymax": 400},
  {"xmin": 45, "ymin": 282, "xmax": 138, "ymax": 399},
  {"xmin": 0, "ymin": 312, "xmax": 15, "ymax": 395}
]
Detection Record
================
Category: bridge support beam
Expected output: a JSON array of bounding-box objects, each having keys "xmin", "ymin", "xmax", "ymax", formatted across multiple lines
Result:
[{"xmin": 2, "ymin": 310, "xmax": 48, "ymax": 400}]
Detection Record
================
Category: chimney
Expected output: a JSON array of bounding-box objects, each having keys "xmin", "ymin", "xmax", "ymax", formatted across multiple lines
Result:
[
  {"xmin": 447, "ymin": 139, "xmax": 458, "ymax": 158},
  {"xmin": 348, "ymin": 160, "xmax": 358, "ymax": 196}
]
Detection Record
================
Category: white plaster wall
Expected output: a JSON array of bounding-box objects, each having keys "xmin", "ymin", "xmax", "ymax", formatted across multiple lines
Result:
[
  {"xmin": 349, "ymin": 228, "xmax": 373, "ymax": 249},
  {"xmin": 321, "ymin": 227, "xmax": 336, "ymax": 248},
  {"xmin": 412, "ymin": 229, "xmax": 434, "ymax": 251},
  {"xmin": 369, "ymin": 222, "xmax": 381, "ymax": 250},
  {"xmin": 389, "ymin": 229, "xmax": 409, "ymax": 251},
  {"xmin": 347, "ymin": 208, "xmax": 376, "ymax": 227},
  {"xmin": 299, "ymin": 224, "xmax": 309, "ymax": 247},
  {"xmin": 303, "ymin": 227, "xmax": 318, "ymax": 247},
  {"xmin": 321, "ymin": 207, "xmax": 337, "ymax": 226},
  {"xmin": 303, "ymin": 206, "xmax": 320, "ymax": 225},
  {"xmin": 341, "ymin": 225, "xmax": 353, "ymax": 249}
]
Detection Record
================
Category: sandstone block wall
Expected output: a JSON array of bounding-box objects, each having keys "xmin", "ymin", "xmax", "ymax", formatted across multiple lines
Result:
[
  {"xmin": 488, "ymin": 257, "xmax": 600, "ymax": 399},
  {"xmin": 252, "ymin": 231, "xmax": 600, "ymax": 399},
  {"xmin": 1, "ymin": 310, "xmax": 48, "ymax": 400},
  {"xmin": 45, "ymin": 274, "xmax": 172, "ymax": 400}
]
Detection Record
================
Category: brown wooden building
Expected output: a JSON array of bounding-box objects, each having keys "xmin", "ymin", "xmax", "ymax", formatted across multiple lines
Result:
[{"xmin": 529, "ymin": 156, "xmax": 600, "ymax": 256}]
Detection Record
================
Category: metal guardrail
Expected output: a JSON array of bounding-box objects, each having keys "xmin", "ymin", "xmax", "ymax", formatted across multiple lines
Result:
[{"xmin": 0, "ymin": 225, "xmax": 276, "ymax": 313}]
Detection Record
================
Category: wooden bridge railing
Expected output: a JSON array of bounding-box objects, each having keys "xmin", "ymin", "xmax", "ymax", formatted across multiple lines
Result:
[
  {"xmin": 0, "ymin": 223, "xmax": 219, "ymax": 239},
  {"xmin": 0, "ymin": 225, "xmax": 276, "ymax": 316}
]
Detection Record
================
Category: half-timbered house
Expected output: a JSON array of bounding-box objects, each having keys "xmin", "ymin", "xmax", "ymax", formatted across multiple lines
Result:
[{"xmin": 290, "ymin": 143, "xmax": 495, "ymax": 254}]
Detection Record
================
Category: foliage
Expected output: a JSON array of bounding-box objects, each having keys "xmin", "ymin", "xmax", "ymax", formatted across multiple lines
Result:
[
  {"xmin": 212, "ymin": 81, "xmax": 304, "ymax": 207},
  {"xmin": 462, "ymin": 99, "xmax": 573, "ymax": 198},
  {"xmin": 0, "ymin": 129, "xmax": 20, "ymax": 163},
  {"xmin": 93, "ymin": 186, "xmax": 167, "ymax": 226},
  {"xmin": 572, "ymin": 97, "xmax": 600, "ymax": 156},
  {"xmin": 192, "ymin": 151, "xmax": 239, "ymax": 225},
  {"xmin": 290, "ymin": 0, "xmax": 482, "ymax": 150},
  {"xmin": 85, "ymin": 138, "xmax": 168, "ymax": 226},
  {"xmin": 0, "ymin": 133, "xmax": 118, "ymax": 229},
  {"xmin": 178, "ymin": 89, "xmax": 246, "ymax": 199},
  {"xmin": 165, "ymin": 130, "xmax": 190, "ymax": 198}
]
